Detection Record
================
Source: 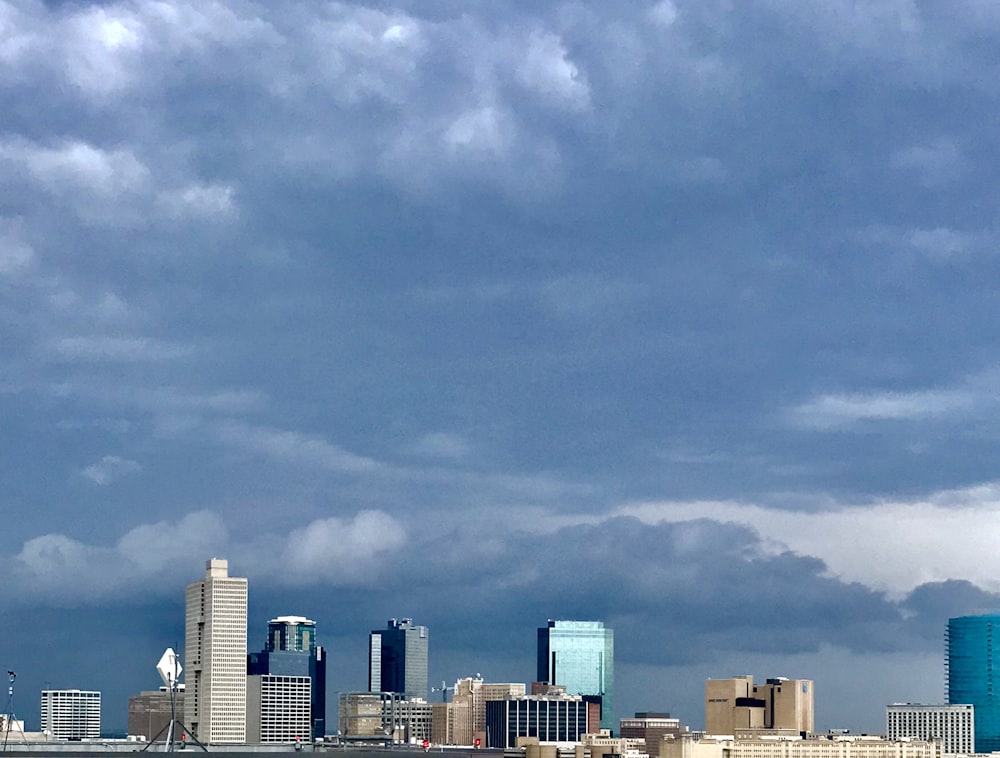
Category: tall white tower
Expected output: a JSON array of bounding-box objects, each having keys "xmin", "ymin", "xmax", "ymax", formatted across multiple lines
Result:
[{"xmin": 184, "ymin": 558, "xmax": 248, "ymax": 743}]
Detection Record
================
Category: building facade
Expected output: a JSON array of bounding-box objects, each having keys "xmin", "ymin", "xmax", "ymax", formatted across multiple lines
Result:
[
  {"xmin": 661, "ymin": 735, "xmax": 941, "ymax": 758},
  {"xmin": 246, "ymin": 674, "xmax": 311, "ymax": 743},
  {"xmin": 41, "ymin": 689, "xmax": 101, "ymax": 740},
  {"xmin": 705, "ymin": 676, "xmax": 813, "ymax": 736},
  {"xmin": 620, "ymin": 712, "xmax": 688, "ymax": 757},
  {"xmin": 886, "ymin": 703, "xmax": 974, "ymax": 756},
  {"xmin": 339, "ymin": 691, "xmax": 431, "ymax": 743},
  {"xmin": 536, "ymin": 620, "xmax": 614, "ymax": 731},
  {"xmin": 247, "ymin": 615, "xmax": 326, "ymax": 739},
  {"xmin": 127, "ymin": 686, "xmax": 185, "ymax": 741},
  {"xmin": 369, "ymin": 618, "xmax": 429, "ymax": 701},
  {"xmin": 485, "ymin": 692, "xmax": 590, "ymax": 749},
  {"xmin": 947, "ymin": 614, "xmax": 1000, "ymax": 753},
  {"xmin": 432, "ymin": 677, "xmax": 526, "ymax": 745},
  {"xmin": 184, "ymin": 558, "xmax": 248, "ymax": 744}
]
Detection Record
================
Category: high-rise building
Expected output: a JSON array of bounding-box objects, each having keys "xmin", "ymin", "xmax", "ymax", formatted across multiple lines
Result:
[
  {"xmin": 369, "ymin": 618, "xmax": 428, "ymax": 701},
  {"xmin": 184, "ymin": 558, "xmax": 248, "ymax": 744},
  {"xmin": 127, "ymin": 686, "xmax": 186, "ymax": 741},
  {"xmin": 41, "ymin": 689, "xmax": 101, "ymax": 740},
  {"xmin": 886, "ymin": 703, "xmax": 975, "ymax": 756},
  {"xmin": 947, "ymin": 613, "xmax": 1000, "ymax": 753},
  {"xmin": 246, "ymin": 674, "xmax": 312, "ymax": 743},
  {"xmin": 248, "ymin": 615, "xmax": 326, "ymax": 739},
  {"xmin": 705, "ymin": 676, "xmax": 813, "ymax": 736},
  {"xmin": 537, "ymin": 620, "xmax": 614, "ymax": 731}
]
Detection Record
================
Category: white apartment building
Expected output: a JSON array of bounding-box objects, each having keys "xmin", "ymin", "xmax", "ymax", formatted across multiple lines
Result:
[
  {"xmin": 662, "ymin": 734, "xmax": 942, "ymax": 758},
  {"xmin": 886, "ymin": 704, "xmax": 974, "ymax": 756},
  {"xmin": 41, "ymin": 689, "xmax": 100, "ymax": 740},
  {"xmin": 184, "ymin": 558, "xmax": 248, "ymax": 744},
  {"xmin": 246, "ymin": 675, "xmax": 311, "ymax": 743}
]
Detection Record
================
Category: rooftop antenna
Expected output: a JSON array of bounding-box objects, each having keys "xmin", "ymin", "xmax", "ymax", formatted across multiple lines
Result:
[
  {"xmin": 141, "ymin": 648, "xmax": 206, "ymax": 753},
  {"xmin": 432, "ymin": 680, "xmax": 455, "ymax": 703},
  {"xmin": 2, "ymin": 670, "xmax": 26, "ymax": 752}
]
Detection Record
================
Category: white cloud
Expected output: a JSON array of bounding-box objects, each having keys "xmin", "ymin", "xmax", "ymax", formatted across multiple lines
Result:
[
  {"xmin": 515, "ymin": 30, "xmax": 590, "ymax": 111},
  {"xmin": 648, "ymin": 1, "xmax": 680, "ymax": 27},
  {"xmin": 156, "ymin": 183, "xmax": 237, "ymax": 220},
  {"xmin": 282, "ymin": 510, "xmax": 407, "ymax": 581},
  {"xmin": 214, "ymin": 421, "xmax": 380, "ymax": 473},
  {"xmin": 789, "ymin": 388, "xmax": 974, "ymax": 429},
  {"xmin": 615, "ymin": 484, "xmax": 1000, "ymax": 597},
  {"xmin": 81, "ymin": 455, "xmax": 142, "ymax": 485},
  {"xmin": 2, "ymin": 508, "xmax": 405, "ymax": 603}
]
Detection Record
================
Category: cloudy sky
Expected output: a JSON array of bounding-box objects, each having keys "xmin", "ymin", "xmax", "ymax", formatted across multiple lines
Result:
[{"xmin": 3, "ymin": 0, "xmax": 1000, "ymax": 736}]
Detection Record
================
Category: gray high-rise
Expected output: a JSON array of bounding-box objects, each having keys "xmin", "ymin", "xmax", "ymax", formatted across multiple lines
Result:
[{"xmin": 369, "ymin": 618, "xmax": 428, "ymax": 701}]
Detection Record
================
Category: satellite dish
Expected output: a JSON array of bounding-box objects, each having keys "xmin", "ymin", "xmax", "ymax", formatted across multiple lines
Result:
[{"xmin": 156, "ymin": 648, "xmax": 182, "ymax": 688}]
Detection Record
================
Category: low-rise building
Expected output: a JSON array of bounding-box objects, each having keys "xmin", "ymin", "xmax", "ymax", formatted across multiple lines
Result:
[
  {"xmin": 662, "ymin": 733, "xmax": 941, "ymax": 758},
  {"xmin": 127, "ymin": 686, "xmax": 186, "ymax": 741}
]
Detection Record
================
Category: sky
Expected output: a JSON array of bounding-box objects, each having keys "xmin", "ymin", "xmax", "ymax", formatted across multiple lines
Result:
[{"xmin": 3, "ymin": 0, "xmax": 1000, "ymax": 737}]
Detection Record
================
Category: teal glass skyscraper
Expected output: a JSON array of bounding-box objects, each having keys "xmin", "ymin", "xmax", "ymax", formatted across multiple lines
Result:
[
  {"xmin": 948, "ymin": 613, "xmax": 1000, "ymax": 753},
  {"xmin": 537, "ymin": 620, "xmax": 614, "ymax": 732}
]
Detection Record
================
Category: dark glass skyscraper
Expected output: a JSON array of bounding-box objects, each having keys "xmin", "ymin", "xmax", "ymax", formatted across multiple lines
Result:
[
  {"xmin": 369, "ymin": 618, "xmax": 429, "ymax": 701},
  {"xmin": 537, "ymin": 620, "xmax": 614, "ymax": 732},
  {"xmin": 247, "ymin": 615, "xmax": 326, "ymax": 739},
  {"xmin": 947, "ymin": 613, "xmax": 1000, "ymax": 753}
]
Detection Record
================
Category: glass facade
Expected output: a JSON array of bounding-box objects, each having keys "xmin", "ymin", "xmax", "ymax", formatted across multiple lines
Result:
[
  {"xmin": 485, "ymin": 697, "xmax": 589, "ymax": 748},
  {"xmin": 947, "ymin": 614, "xmax": 1000, "ymax": 753},
  {"xmin": 369, "ymin": 619, "xmax": 429, "ymax": 701},
  {"xmin": 537, "ymin": 620, "xmax": 614, "ymax": 732}
]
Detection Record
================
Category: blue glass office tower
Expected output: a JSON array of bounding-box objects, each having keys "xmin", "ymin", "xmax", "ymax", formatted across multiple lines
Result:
[
  {"xmin": 537, "ymin": 620, "xmax": 614, "ymax": 732},
  {"xmin": 247, "ymin": 616, "xmax": 326, "ymax": 739},
  {"xmin": 947, "ymin": 613, "xmax": 1000, "ymax": 753}
]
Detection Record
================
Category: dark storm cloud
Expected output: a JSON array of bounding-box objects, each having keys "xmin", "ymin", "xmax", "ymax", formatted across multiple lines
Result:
[{"xmin": 4, "ymin": 0, "xmax": 1000, "ymax": 733}]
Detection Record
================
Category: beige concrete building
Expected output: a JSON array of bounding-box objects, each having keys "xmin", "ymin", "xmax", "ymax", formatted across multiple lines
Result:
[
  {"xmin": 184, "ymin": 558, "xmax": 248, "ymax": 744},
  {"xmin": 339, "ymin": 692, "xmax": 432, "ymax": 743},
  {"xmin": 706, "ymin": 676, "xmax": 813, "ymax": 736},
  {"xmin": 662, "ymin": 734, "xmax": 941, "ymax": 758},
  {"xmin": 429, "ymin": 677, "xmax": 526, "ymax": 745},
  {"xmin": 127, "ymin": 687, "xmax": 185, "ymax": 741}
]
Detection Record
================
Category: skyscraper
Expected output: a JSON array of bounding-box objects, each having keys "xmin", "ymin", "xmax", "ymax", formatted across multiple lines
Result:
[
  {"xmin": 184, "ymin": 558, "xmax": 248, "ymax": 744},
  {"xmin": 947, "ymin": 613, "xmax": 1000, "ymax": 753},
  {"xmin": 369, "ymin": 618, "xmax": 429, "ymax": 701},
  {"xmin": 247, "ymin": 615, "xmax": 327, "ymax": 739},
  {"xmin": 537, "ymin": 619, "xmax": 614, "ymax": 731}
]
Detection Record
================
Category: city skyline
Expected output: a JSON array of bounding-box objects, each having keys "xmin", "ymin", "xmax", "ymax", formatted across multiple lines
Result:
[{"xmin": 4, "ymin": 0, "xmax": 1000, "ymax": 740}]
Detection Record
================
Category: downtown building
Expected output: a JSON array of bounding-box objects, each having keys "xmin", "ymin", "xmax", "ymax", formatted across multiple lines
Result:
[
  {"xmin": 886, "ymin": 704, "xmax": 974, "ymax": 757},
  {"xmin": 485, "ymin": 688, "xmax": 590, "ymax": 749},
  {"xmin": 705, "ymin": 676, "xmax": 813, "ymax": 736},
  {"xmin": 369, "ymin": 618, "xmax": 429, "ymax": 701},
  {"xmin": 431, "ymin": 677, "xmax": 526, "ymax": 745},
  {"xmin": 339, "ymin": 691, "xmax": 432, "ymax": 744},
  {"xmin": 537, "ymin": 620, "xmax": 614, "ymax": 731},
  {"xmin": 947, "ymin": 614, "xmax": 1000, "ymax": 753},
  {"xmin": 41, "ymin": 689, "xmax": 100, "ymax": 740},
  {"xmin": 127, "ymin": 685, "xmax": 185, "ymax": 742},
  {"xmin": 184, "ymin": 558, "xmax": 248, "ymax": 744},
  {"xmin": 247, "ymin": 615, "xmax": 327, "ymax": 740},
  {"xmin": 620, "ymin": 712, "xmax": 689, "ymax": 757},
  {"xmin": 661, "ymin": 734, "xmax": 941, "ymax": 758}
]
